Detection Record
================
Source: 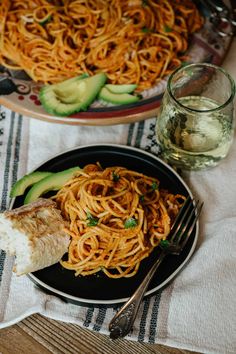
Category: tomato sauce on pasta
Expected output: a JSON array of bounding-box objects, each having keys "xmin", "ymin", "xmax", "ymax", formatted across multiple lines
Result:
[
  {"xmin": 54, "ymin": 163, "xmax": 185, "ymax": 278},
  {"xmin": 0, "ymin": 0, "xmax": 203, "ymax": 91}
]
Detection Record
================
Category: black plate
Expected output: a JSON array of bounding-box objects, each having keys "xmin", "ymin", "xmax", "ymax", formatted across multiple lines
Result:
[{"xmin": 12, "ymin": 144, "xmax": 198, "ymax": 306}]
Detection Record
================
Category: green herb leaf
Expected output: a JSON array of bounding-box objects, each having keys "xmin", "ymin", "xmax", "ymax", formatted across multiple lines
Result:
[
  {"xmin": 164, "ymin": 25, "xmax": 172, "ymax": 32},
  {"xmin": 181, "ymin": 61, "xmax": 190, "ymax": 67},
  {"xmin": 124, "ymin": 217, "xmax": 138, "ymax": 229},
  {"xmin": 86, "ymin": 212, "xmax": 99, "ymax": 226},
  {"xmin": 112, "ymin": 172, "xmax": 120, "ymax": 182},
  {"xmin": 142, "ymin": 27, "xmax": 151, "ymax": 33},
  {"xmin": 39, "ymin": 15, "xmax": 52, "ymax": 25},
  {"xmin": 151, "ymin": 182, "xmax": 158, "ymax": 190},
  {"xmin": 160, "ymin": 239, "xmax": 170, "ymax": 249},
  {"xmin": 142, "ymin": 0, "xmax": 148, "ymax": 6},
  {"xmin": 140, "ymin": 195, "xmax": 145, "ymax": 202}
]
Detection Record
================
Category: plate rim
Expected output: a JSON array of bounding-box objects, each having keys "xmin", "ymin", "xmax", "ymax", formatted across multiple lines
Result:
[
  {"xmin": 0, "ymin": 95, "xmax": 160, "ymax": 126},
  {"xmin": 11, "ymin": 144, "xmax": 199, "ymax": 305}
]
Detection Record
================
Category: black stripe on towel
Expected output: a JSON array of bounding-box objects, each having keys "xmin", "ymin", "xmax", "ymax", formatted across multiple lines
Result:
[
  {"xmin": 0, "ymin": 111, "xmax": 16, "ymax": 286},
  {"xmin": 93, "ymin": 307, "xmax": 107, "ymax": 332},
  {"xmin": 138, "ymin": 297, "xmax": 151, "ymax": 342},
  {"xmin": 0, "ymin": 250, "xmax": 6, "ymax": 284},
  {"xmin": 127, "ymin": 123, "xmax": 135, "ymax": 146},
  {"xmin": 134, "ymin": 121, "xmax": 145, "ymax": 148},
  {"xmin": 1, "ymin": 110, "xmax": 15, "ymax": 211},
  {"xmin": 83, "ymin": 307, "xmax": 95, "ymax": 328},
  {"xmin": 11, "ymin": 114, "xmax": 23, "ymax": 185},
  {"xmin": 148, "ymin": 291, "xmax": 162, "ymax": 343}
]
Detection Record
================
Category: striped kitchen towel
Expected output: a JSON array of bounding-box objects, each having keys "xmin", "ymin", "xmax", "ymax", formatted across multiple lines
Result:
[{"xmin": 0, "ymin": 111, "xmax": 236, "ymax": 354}]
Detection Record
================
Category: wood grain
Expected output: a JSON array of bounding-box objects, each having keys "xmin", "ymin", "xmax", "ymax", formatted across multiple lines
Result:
[
  {"xmin": 0, "ymin": 314, "xmax": 201, "ymax": 354},
  {"xmin": 0, "ymin": 325, "xmax": 51, "ymax": 354}
]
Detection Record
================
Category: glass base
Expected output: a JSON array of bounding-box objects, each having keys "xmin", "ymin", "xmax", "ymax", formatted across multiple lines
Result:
[{"xmin": 160, "ymin": 148, "xmax": 229, "ymax": 170}]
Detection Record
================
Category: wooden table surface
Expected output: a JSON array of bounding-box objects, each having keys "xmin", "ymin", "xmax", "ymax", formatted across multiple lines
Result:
[{"xmin": 0, "ymin": 314, "xmax": 200, "ymax": 354}]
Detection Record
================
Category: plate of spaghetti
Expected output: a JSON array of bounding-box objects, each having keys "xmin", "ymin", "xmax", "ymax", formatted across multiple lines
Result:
[
  {"xmin": 12, "ymin": 144, "xmax": 199, "ymax": 305},
  {"xmin": 0, "ymin": 0, "xmax": 233, "ymax": 125}
]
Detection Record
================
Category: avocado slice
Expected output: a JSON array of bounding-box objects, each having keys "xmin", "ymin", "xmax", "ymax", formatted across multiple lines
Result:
[
  {"xmin": 105, "ymin": 84, "xmax": 137, "ymax": 94},
  {"xmin": 98, "ymin": 87, "xmax": 140, "ymax": 105},
  {"xmin": 24, "ymin": 166, "xmax": 80, "ymax": 204},
  {"xmin": 39, "ymin": 73, "xmax": 107, "ymax": 116},
  {"xmin": 10, "ymin": 171, "xmax": 53, "ymax": 198}
]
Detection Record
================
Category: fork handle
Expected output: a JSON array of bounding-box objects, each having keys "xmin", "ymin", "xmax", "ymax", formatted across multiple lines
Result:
[{"xmin": 109, "ymin": 251, "xmax": 166, "ymax": 339}]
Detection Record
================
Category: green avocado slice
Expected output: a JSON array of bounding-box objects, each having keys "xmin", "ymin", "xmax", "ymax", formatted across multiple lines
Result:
[
  {"xmin": 39, "ymin": 73, "xmax": 107, "ymax": 116},
  {"xmin": 24, "ymin": 166, "xmax": 80, "ymax": 204},
  {"xmin": 105, "ymin": 84, "xmax": 137, "ymax": 94},
  {"xmin": 98, "ymin": 87, "xmax": 140, "ymax": 105},
  {"xmin": 10, "ymin": 171, "xmax": 53, "ymax": 198}
]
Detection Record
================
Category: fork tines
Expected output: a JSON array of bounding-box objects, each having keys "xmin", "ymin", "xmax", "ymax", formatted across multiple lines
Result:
[{"xmin": 170, "ymin": 196, "xmax": 203, "ymax": 249}]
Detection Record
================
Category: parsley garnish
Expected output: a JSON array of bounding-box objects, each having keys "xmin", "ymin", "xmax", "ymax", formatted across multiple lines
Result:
[
  {"xmin": 86, "ymin": 212, "xmax": 99, "ymax": 226},
  {"xmin": 39, "ymin": 15, "xmax": 52, "ymax": 26},
  {"xmin": 151, "ymin": 182, "xmax": 158, "ymax": 191},
  {"xmin": 140, "ymin": 195, "xmax": 145, "ymax": 202},
  {"xmin": 112, "ymin": 172, "xmax": 120, "ymax": 182},
  {"xmin": 164, "ymin": 25, "xmax": 172, "ymax": 32},
  {"xmin": 181, "ymin": 61, "xmax": 190, "ymax": 67},
  {"xmin": 160, "ymin": 239, "xmax": 170, "ymax": 249},
  {"xmin": 124, "ymin": 217, "xmax": 138, "ymax": 229},
  {"xmin": 142, "ymin": 27, "xmax": 151, "ymax": 33}
]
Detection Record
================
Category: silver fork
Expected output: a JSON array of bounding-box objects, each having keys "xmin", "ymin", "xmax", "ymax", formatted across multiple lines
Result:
[{"xmin": 109, "ymin": 196, "xmax": 203, "ymax": 340}]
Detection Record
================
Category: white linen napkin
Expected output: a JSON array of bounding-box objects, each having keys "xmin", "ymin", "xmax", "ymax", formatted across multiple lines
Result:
[{"xmin": 0, "ymin": 40, "xmax": 236, "ymax": 354}]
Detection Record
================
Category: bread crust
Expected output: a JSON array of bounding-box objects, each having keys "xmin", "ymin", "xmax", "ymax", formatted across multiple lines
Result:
[
  {"xmin": 4, "ymin": 198, "xmax": 57, "ymax": 219},
  {"xmin": 0, "ymin": 198, "xmax": 70, "ymax": 275}
]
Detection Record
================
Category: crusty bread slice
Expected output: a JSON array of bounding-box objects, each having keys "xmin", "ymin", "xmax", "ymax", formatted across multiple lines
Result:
[{"xmin": 0, "ymin": 198, "xmax": 70, "ymax": 275}]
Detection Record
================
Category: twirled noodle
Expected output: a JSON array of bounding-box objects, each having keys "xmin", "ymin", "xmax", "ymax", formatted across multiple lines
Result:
[
  {"xmin": 0, "ymin": 0, "xmax": 203, "ymax": 91},
  {"xmin": 54, "ymin": 164, "xmax": 185, "ymax": 278}
]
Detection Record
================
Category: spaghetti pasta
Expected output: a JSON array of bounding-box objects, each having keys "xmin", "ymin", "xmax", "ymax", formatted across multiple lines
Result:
[
  {"xmin": 0, "ymin": 0, "xmax": 203, "ymax": 91},
  {"xmin": 54, "ymin": 163, "xmax": 185, "ymax": 278}
]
